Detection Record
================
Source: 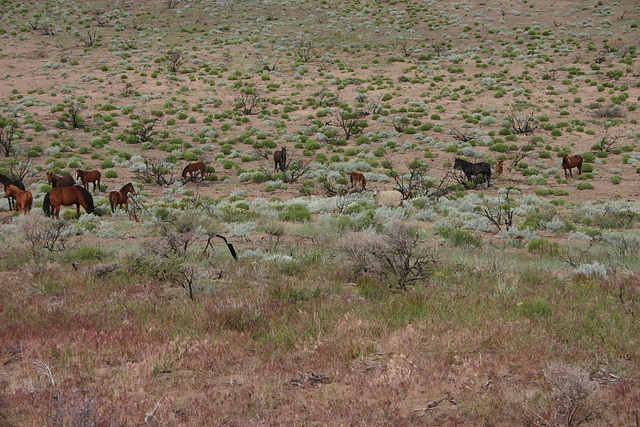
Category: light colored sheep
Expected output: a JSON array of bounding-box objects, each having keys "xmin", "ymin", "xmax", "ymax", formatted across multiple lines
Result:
[{"xmin": 372, "ymin": 188, "xmax": 403, "ymax": 207}]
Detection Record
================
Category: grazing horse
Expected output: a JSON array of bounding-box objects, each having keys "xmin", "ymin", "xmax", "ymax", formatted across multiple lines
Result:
[
  {"xmin": 495, "ymin": 160, "xmax": 505, "ymax": 180},
  {"xmin": 47, "ymin": 172, "xmax": 75, "ymax": 188},
  {"xmin": 562, "ymin": 154, "xmax": 583, "ymax": 180},
  {"xmin": 350, "ymin": 172, "xmax": 366, "ymax": 191},
  {"xmin": 454, "ymin": 157, "xmax": 492, "ymax": 187},
  {"xmin": 274, "ymin": 147, "xmax": 286, "ymax": 172},
  {"xmin": 43, "ymin": 185, "xmax": 94, "ymax": 219},
  {"xmin": 108, "ymin": 182, "xmax": 136, "ymax": 213},
  {"xmin": 75, "ymin": 169, "xmax": 101, "ymax": 193},
  {"xmin": 182, "ymin": 161, "xmax": 206, "ymax": 181},
  {"xmin": 0, "ymin": 173, "xmax": 25, "ymax": 211},
  {"xmin": 4, "ymin": 185, "xmax": 32, "ymax": 214}
]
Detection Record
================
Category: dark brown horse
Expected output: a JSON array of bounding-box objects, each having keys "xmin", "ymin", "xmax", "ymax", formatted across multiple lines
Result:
[
  {"xmin": 562, "ymin": 154, "xmax": 583, "ymax": 180},
  {"xmin": 350, "ymin": 172, "xmax": 366, "ymax": 191},
  {"xmin": 76, "ymin": 169, "xmax": 102, "ymax": 193},
  {"xmin": 43, "ymin": 185, "xmax": 94, "ymax": 219},
  {"xmin": 47, "ymin": 172, "xmax": 75, "ymax": 188},
  {"xmin": 274, "ymin": 147, "xmax": 286, "ymax": 172},
  {"xmin": 108, "ymin": 183, "xmax": 135, "ymax": 213},
  {"xmin": 0, "ymin": 173, "xmax": 25, "ymax": 211},
  {"xmin": 182, "ymin": 161, "xmax": 206, "ymax": 181},
  {"xmin": 4, "ymin": 185, "xmax": 32, "ymax": 214}
]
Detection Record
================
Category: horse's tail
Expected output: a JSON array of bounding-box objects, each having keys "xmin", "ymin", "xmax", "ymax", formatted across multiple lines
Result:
[
  {"xmin": 108, "ymin": 193, "xmax": 115, "ymax": 212},
  {"xmin": 43, "ymin": 193, "xmax": 51, "ymax": 217},
  {"xmin": 78, "ymin": 186, "xmax": 95, "ymax": 214},
  {"xmin": 350, "ymin": 173, "xmax": 354, "ymax": 185},
  {"xmin": 182, "ymin": 166, "xmax": 188, "ymax": 178}
]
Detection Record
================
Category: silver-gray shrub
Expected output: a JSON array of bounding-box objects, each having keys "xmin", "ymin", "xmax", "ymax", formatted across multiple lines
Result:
[
  {"xmin": 575, "ymin": 261, "xmax": 607, "ymax": 279},
  {"xmin": 364, "ymin": 172, "xmax": 390, "ymax": 183},
  {"xmin": 542, "ymin": 219, "xmax": 567, "ymax": 233},
  {"xmin": 463, "ymin": 216, "xmax": 495, "ymax": 233},
  {"xmin": 266, "ymin": 179, "xmax": 286, "ymax": 189},
  {"xmin": 568, "ymin": 231, "xmax": 593, "ymax": 241},
  {"xmin": 305, "ymin": 196, "xmax": 339, "ymax": 214},
  {"xmin": 93, "ymin": 221, "xmax": 125, "ymax": 238},
  {"xmin": 601, "ymin": 231, "xmax": 640, "ymax": 257},
  {"xmin": 223, "ymin": 222, "xmax": 256, "ymax": 238},
  {"xmin": 461, "ymin": 146, "xmax": 485, "ymax": 158},
  {"xmin": 498, "ymin": 226, "xmax": 538, "ymax": 241},
  {"xmin": 328, "ymin": 159, "xmax": 372, "ymax": 174},
  {"xmin": 374, "ymin": 206, "xmax": 406, "ymax": 223},
  {"xmin": 163, "ymin": 182, "xmax": 187, "ymax": 195}
]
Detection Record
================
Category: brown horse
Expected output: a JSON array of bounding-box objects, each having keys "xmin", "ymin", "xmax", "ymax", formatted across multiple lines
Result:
[
  {"xmin": 4, "ymin": 185, "xmax": 32, "ymax": 214},
  {"xmin": 350, "ymin": 172, "xmax": 366, "ymax": 191},
  {"xmin": 43, "ymin": 185, "xmax": 94, "ymax": 219},
  {"xmin": 182, "ymin": 161, "xmax": 206, "ymax": 181},
  {"xmin": 562, "ymin": 154, "xmax": 583, "ymax": 180},
  {"xmin": 274, "ymin": 147, "xmax": 286, "ymax": 172},
  {"xmin": 108, "ymin": 183, "xmax": 136, "ymax": 213},
  {"xmin": 47, "ymin": 172, "xmax": 75, "ymax": 188},
  {"xmin": 0, "ymin": 173, "xmax": 25, "ymax": 211},
  {"xmin": 75, "ymin": 169, "xmax": 101, "ymax": 193},
  {"xmin": 495, "ymin": 160, "xmax": 504, "ymax": 180}
]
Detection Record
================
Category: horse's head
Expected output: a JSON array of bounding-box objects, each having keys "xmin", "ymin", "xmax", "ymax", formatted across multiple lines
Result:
[
  {"xmin": 75, "ymin": 169, "xmax": 82, "ymax": 179},
  {"xmin": 453, "ymin": 158, "xmax": 462, "ymax": 169}
]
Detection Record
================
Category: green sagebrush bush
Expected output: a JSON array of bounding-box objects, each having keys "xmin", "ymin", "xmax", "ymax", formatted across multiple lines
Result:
[{"xmin": 279, "ymin": 203, "xmax": 311, "ymax": 223}]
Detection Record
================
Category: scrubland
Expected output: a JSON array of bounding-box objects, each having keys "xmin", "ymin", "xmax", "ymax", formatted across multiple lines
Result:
[{"xmin": 1, "ymin": 0, "xmax": 640, "ymax": 424}]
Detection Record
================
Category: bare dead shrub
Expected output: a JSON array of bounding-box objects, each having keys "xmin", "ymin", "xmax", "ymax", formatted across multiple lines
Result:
[
  {"xmin": 475, "ymin": 188, "xmax": 515, "ymax": 232},
  {"xmin": 505, "ymin": 108, "xmax": 538, "ymax": 135},
  {"xmin": 134, "ymin": 157, "xmax": 176, "ymax": 186},
  {"xmin": 295, "ymin": 39, "xmax": 314, "ymax": 62},
  {"xmin": 20, "ymin": 216, "xmax": 77, "ymax": 260},
  {"xmin": 166, "ymin": 50, "xmax": 184, "ymax": 73},
  {"xmin": 389, "ymin": 158, "xmax": 435, "ymax": 200},
  {"xmin": 86, "ymin": 262, "xmax": 120, "ymax": 277},
  {"xmin": 542, "ymin": 362, "xmax": 599, "ymax": 426},
  {"xmin": 0, "ymin": 114, "xmax": 20, "ymax": 157},
  {"xmin": 338, "ymin": 222, "xmax": 436, "ymax": 289}
]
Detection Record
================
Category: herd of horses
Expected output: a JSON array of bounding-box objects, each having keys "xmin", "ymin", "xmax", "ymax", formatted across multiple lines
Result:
[
  {"xmin": 452, "ymin": 154, "xmax": 583, "ymax": 187},
  {"xmin": 1, "ymin": 153, "xmax": 586, "ymax": 218}
]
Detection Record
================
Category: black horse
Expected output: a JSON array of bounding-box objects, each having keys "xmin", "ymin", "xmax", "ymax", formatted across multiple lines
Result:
[
  {"xmin": 0, "ymin": 173, "xmax": 25, "ymax": 211},
  {"xmin": 454, "ymin": 157, "xmax": 491, "ymax": 187}
]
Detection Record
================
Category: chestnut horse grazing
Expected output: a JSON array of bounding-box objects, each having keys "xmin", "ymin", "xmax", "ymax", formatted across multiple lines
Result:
[
  {"xmin": 4, "ymin": 185, "xmax": 32, "ymax": 214},
  {"xmin": 182, "ymin": 161, "xmax": 206, "ymax": 181},
  {"xmin": 350, "ymin": 172, "xmax": 366, "ymax": 191},
  {"xmin": 43, "ymin": 185, "xmax": 94, "ymax": 219},
  {"xmin": 47, "ymin": 172, "xmax": 75, "ymax": 188},
  {"xmin": 562, "ymin": 154, "xmax": 583, "ymax": 180},
  {"xmin": 109, "ymin": 183, "xmax": 136, "ymax": 213},
  {"xmin": 274, "ymin": 147, "xmax": 286, "ymax": 172},
  {"xmin": 76, "ymin": 169, "xmax": 101, "ymax": 193}
]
